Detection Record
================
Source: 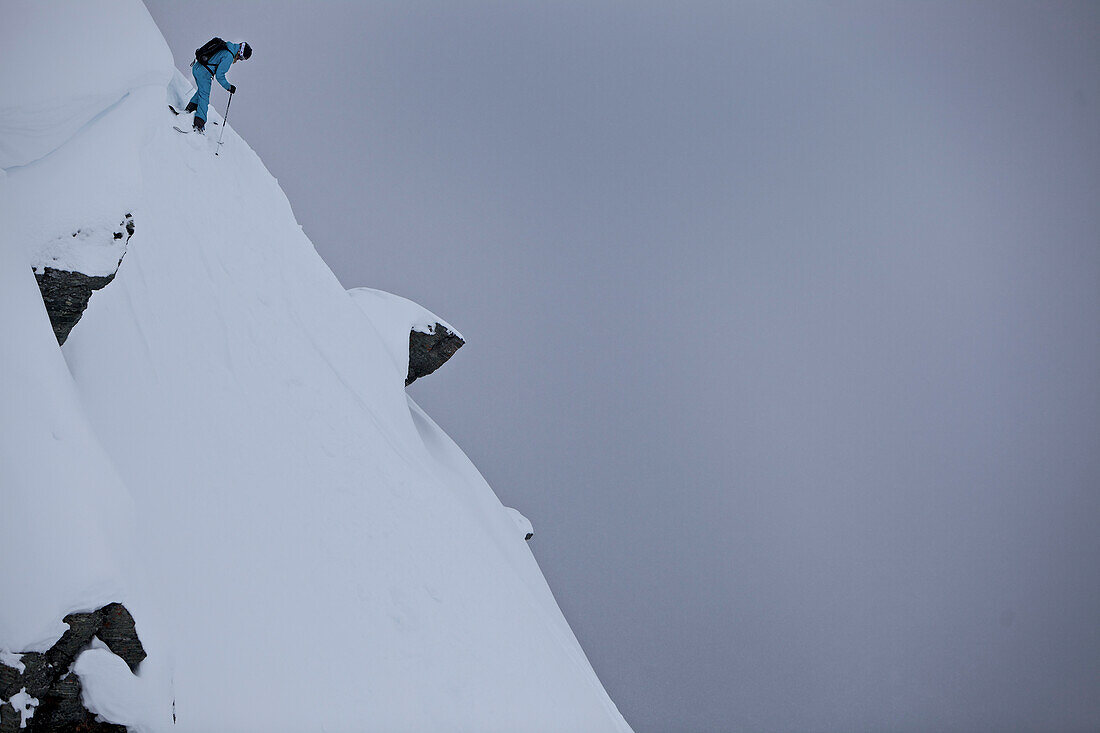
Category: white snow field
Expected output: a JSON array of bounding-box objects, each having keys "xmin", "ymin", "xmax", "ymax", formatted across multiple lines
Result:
[{"xmin": 0, "ymin": 3, "xmax": 632, "ymax": 732}]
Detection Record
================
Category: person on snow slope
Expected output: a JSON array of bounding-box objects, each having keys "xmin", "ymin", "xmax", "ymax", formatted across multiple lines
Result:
[{"xmin": 185, "ymin": 40, "xmax": 252, "ymax": 133}]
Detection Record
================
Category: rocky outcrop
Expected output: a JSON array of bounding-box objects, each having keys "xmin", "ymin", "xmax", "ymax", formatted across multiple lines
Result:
[
  {"xmin": 34, "ymin": 269, "xmax": 117, "ymax": 346},
  {"xmin": 0, "ymin": 603, "xmax": 144, "ymax": 732},
  {"xmin": 407, "ymin": 324, "xmax": 464, "ymax": 386},
  {"xmin": 33, "ymin": 214, "xmax": 133, "ymax": 346},
  {"xmin": 345, "ymin": 288, "xmax": 465, "ymax": 387}
]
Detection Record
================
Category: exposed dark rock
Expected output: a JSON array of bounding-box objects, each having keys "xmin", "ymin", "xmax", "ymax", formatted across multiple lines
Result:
[
  {"xmin": 0, "ymin": 701, "xmax": 18, "ymax": 733},
  {"xmin": 17, "ymin": 654, "xmax": 52, "ymax": 699},
  {"xmin": 97, "ymin": 603, "xmax": 146, "ymax": 671},
  {"xmin": 407, "ymin": 324, "xmax": 464, "ymax": 386},
  {"xmin": 0, "ymin": 662, "xmax": 18, "ymax": 701},
  {"xmin": 34, "ymin": 268, "xmax": 117, "ymax": 347},
  {"xmin": 0, "ymin": 605, "xmax": 142, "ymax": 732},
  {"xmin": 48, "ymin": 612, "xmax": 102, "ymax": 671},
  {"xmin": 32, "ymin": 674, "xmax": 85, "ymax": 730}
]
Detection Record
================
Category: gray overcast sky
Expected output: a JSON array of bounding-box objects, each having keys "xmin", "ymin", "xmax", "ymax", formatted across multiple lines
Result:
[{"xmin": 145, "ymin": 2, "xmax": 1100, "ymax": 731}]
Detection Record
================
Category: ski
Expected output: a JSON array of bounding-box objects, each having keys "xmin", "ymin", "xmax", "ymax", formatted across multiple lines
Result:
[{"xmin": 168, "ymin": 105, "xmax": 217, "ymax": 123}]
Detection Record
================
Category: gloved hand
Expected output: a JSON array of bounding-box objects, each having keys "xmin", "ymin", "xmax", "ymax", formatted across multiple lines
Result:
[{"xmin": 228, "ymin": 84, "xmax": 236, "ymax": 94}]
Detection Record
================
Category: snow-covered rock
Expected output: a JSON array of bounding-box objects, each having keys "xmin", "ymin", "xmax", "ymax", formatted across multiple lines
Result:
[
  {"xmin": 0, "ymin": 2, "xmax": 631, "ymax": 732},
  {"xmin": 31, "ymin": 214, "xmax": 135, "ymax": 279},
  {"xmin": 349, "ymin": 287, "xmax": 465, "ymax": 385},
  {"xmin": 33, "ymin": 214, "xmax": 135, "ymax": 345},
  {"xmin": 0, "ymin": 604, "xmax": 143, "ymax": 731},
  {"xmin": 506, "ymin": 507, "xmax": 536, "ymax": 541}
]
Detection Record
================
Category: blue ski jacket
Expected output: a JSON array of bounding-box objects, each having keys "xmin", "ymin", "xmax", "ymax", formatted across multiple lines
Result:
[
  {"xmin": 188, "ymin": 42, "xmax": 241, "ymax": 123},
  {"xmin": 197, "ymin": 42, "xmax": 241, "ymax": 92}
]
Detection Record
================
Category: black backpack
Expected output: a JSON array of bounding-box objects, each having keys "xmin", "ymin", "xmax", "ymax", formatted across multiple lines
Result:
[{"xmin": 195, "ymin": 37, "xmax": 228, "ymax": 66}]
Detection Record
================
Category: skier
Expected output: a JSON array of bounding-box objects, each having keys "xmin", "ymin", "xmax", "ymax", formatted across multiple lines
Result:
[{"xmin": 184, "ymin": 39, "xmax": 251, "ymax": 133}]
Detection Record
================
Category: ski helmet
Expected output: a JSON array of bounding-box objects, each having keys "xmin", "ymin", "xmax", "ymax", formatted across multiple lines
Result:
[{"xmin": 240, "ymin": 42, "xmax": 252, "ymax": 60}]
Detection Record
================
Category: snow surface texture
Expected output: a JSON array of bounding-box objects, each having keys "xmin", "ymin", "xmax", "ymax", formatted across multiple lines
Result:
[{"xmin": 0, "ymin": 3, "xmax": 631, "ymax": 732}]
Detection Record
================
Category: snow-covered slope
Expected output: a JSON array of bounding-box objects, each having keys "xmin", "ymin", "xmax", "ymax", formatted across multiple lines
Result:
[{"xmin": 0, "ymin": 4, "xmax": 631, "ymax": 732}]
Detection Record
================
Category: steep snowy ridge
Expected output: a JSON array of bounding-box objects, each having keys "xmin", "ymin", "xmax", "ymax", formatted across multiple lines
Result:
[
  {"xmin": 0, "ymin": 3, "xmax": 631, "ymax": 732},
  {"xmin": 0, "ymin": 4, "xmax": 172, "ymax": 170}
]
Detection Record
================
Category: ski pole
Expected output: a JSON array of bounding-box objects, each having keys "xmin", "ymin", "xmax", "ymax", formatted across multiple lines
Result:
[{"xmin": 215, "ymin": 91, "xmax": 233, "ymax": 156}]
